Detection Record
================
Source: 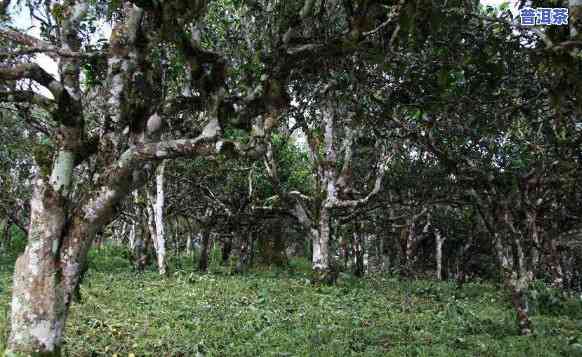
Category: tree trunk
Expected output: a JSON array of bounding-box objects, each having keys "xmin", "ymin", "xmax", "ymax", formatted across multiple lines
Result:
[
  {"xmin": 235, "ymin": 230, "xmax": 252, "ymax": 273},
  {"xmin": 273, "ymin": 226, "xmax": 287, "ymax": 266},
  {"xmin": 341, "ymin": 236, "xmax": 350, "ymax": 270},
  {"xmin": 435, "ymin": 229, "xmax": 446, "ymax": 280},
  {"xmin": 377, "ymin": 231, "xmax": 387, "ymax": 272},
  {"xmin": 128, "ymin": 219, "xmax": 136, "ymax": 252},
  {"xmin": 509, "ymin": 280, "xmax": 533, "ymax": 336},
  {"xmin": 257, "ymin": 221, "xmax": 287, "ymax": 266},
  {"xmin": 403, "ymin": 220, "xmax": 416, "ymax": 277},
  {"xmin": 372, "ymin": 233, "xmax": 384, "ymax": 273},
  {"xmin": 191, "ymin": 231, "xmax": 203, "ymax": 265},
  {"xmin": 7, "ymin": 176, "xmax": 104, "ymax": 354},
  {"xmin": 134, "ymin": 228, "xmax": 148, "ymax": 272},
  {"xmin": 186, "ymin": 233, "xmax": 192, "ymax": 256},
  {"xmin": 221, "ymin": 236, "xmax": 232, "ymax": 266},
  {"xmin": 526, "ymin": 211, "xmax": 541, "ymax": 274},
  {"xmin": 7, "ymin": 180, "xmax": 68, "ymax": 354},
  {"xmin": 352, "ymin": 230, "xmax": 365, "ymax": 277},
  {"xmin": 249, "ymin": 230, "xmax": 256, "ymax": 268},
  {"xmin": 495, "ymin": 233, "xmax": 533, "ymax": 336},
  {"xmin": 1, "ymin": 219, "xmax": 10, "ymax": 252},
  {"xmin": 199, "ymin": 229, "xmax": 211, "ymax": 272},
  {"xmin": 456, "ymin": 236, "xmax": 473, "ymax": 287},
  {"xmin": 390, "ymin": 229, "xmax": 402, "ymax": 274},
  {"xmin": 146, "ymin": 197, "xmax": 157, "ymax": 251},
  {"xmin": 150, "ymin": 161, "xmax": 167, "ymax": 276},
  {"xmin": 174, "ymin": 219, "xmax": 180, "ymax": 257},
  {"xmin": 547, "ymin": 238, "xmax": 564, "ymax": 288},
  {"xmin": 312, "ymin": 207, "xmax": 333, "ymax": 283}
]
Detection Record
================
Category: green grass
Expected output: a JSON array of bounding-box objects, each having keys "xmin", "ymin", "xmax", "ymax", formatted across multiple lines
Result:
[{"xmin": 0, "ymin": 248, "xmax": 581, "ymax": 356}]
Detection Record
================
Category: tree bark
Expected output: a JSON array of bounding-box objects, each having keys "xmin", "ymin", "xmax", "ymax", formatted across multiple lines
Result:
[
  {"xmin": 8, "ymin": 169, "xmax": 125, "ymax": 354},
  {"xmin": 526, "ymin": 211, "xmax": 541, "ymax": 274},
  {"xmin": 186, "ymin": 233, "xmax": 192, "ymax": 256},
  {"xmin": 136, "ymin": 215, "xmax": 150, "ymax": 272},
  {"xmin": 435, "ymin": 229, "xmax": 446, "ymax": 281},
  {"xmin": 456, "ymin": 236, "xmax": 473, "ymax": 286},
  {"xmin": 495, "ymin": 233, "xmax": 533, "ymax": 336},
  {"xmin": 7, "ymin": 180, "xmax": 68, "ymax": 354},
  {"xmin": 312, "ymin": 207, "xmax": 331, "ymax": 281},
  {"xmin": 235, "ymin": 229, "xmax": 252, "ymax": 273},
  {"xmin": 128, "ymin": 219, "xmax": 136, "ymax": 252},
  {"xmin": 403, "ymin": 220, "xmax": 416, "ymax": 277},
  {"xmin": 352, "ymin": 228, "xmax": 365, "ymax": 277},
  {"xmin": 221, "ymin": 236, "xmax": 233, "ymax": 266},
  {"xmin": 547, "ymin": 238, "xmax": 564, "ymax": 288},
  {"xmin": 1, "ymin": 219, "xmax": 10, "ymax": 252},
  {"xmin": 198, "ymin": 229, "xmax": 211, "ymax": 272},
  {"xmin": 146, "ymin": 161, "xmax": 167, "ymax": 276},
  {"xmin": 131, "ymin": 191, "xmax": 147, "ymax": 271}
]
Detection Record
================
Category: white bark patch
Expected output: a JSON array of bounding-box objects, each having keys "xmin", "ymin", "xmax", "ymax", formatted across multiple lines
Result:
[
  {"xmin": 108, "ymin": 57, "xmax": 122, "ymax": 67},
  {"xmin": 435, "ymin": 229, "xmax": 446, "ymax": 280},
  {"xmin": 314, "ymin": 209, "xmax": 331, "ymax": 271},
  {"xmin": 30, "ymin": 320, "xmax": 57, "ymax": 351},
  {"xmin": 64, "ymin": 85, "xmax": 80, "ymax": 101},
  {"xmin": 49, "ymin": 150, "xmax": 75, "ymax": 193},
  {"xmin": 11, "ymin": 296, "xmax": 22, "ymax": 317},
  {"xmin": 62, "ymin": 261, "xmax": 80, "ymax": 285},
  {"xmin": 27, "ymin": 240, "xmax": 43, "ymax": 276},
  {"xmin": 52, "ymin": 239, "xmax": 59, "ymax": 255},
  {"xmin": 202, "ymin": 118, "xmax": 221, "ymax": 138},
  {"xmin": 146, "ymin": 113, "xmax": 163, "ymax": 134},
  {"xmin": 215, "ymin": 141, "xmax": 224, "ymax": 152},
  {"xmin": 83, "ymin": 187, "xmax": 117, "ymax": 222},
  {"xmin": 30, "ymin": 179, "xmax": 45, "ymax": 212},
  {"xmin": 109, "ymin": 76, "xmax": 124, "ymax": 102},
  {"xmin": 144, "ymin": 164, "xmax": 168, "ymax": 275},
  {"xmin": 153, "ymin": 161, "xmax": 166, "ymax": 275},
  {"xmin": 129, "ymin": 221, "xmax": 136, "ymax": 250}
]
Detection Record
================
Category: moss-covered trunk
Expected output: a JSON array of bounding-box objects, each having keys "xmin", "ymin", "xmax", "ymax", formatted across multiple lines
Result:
[{"xmin": 6, "ymin": 179, "xmax": 96, "ymax": 355}]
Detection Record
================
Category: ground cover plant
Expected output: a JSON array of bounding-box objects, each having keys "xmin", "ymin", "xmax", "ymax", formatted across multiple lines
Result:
[{"xmin": 1, "ymin": 246, "xmax": 581, "ymax": 356}]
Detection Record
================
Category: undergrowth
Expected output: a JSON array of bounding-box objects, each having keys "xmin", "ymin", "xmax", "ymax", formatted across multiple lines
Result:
[{"xmin": 0, "ymin": 246, "xmax": 580, "ymax": 356}]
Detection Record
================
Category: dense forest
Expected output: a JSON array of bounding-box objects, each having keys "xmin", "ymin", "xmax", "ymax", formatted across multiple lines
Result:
[{"xmin": 0, "ymin": 0, "xmax": 582, "ymax": 355}]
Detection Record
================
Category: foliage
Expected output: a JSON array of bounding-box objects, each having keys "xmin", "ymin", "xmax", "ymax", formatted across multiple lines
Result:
[
  {"xmin": 0, "ymin": 254, "xmax": 580, "ymax": 356},
  {"xmin": 0, "ymin": 225, "xmax": 27, "ymax": 266},
  {"xmin": 528, "ymin": 280, "xmax": 582, "ymax": 319},
  {"xmin": 87, "ymin": 245, "xmax": 135, "ymax": 274}
]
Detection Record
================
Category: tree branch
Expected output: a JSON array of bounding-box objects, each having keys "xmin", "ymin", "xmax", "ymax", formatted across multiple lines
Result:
[
  {"xmin": 326, "ymin": 146, "xmax": 392, "ymax": 209},
  {"xmin": 0, "ymin": 29, "xmax": 54, "ymax": 57},
  {"xmin": 0, "ymin": 63, "xmax": 63, "ymax": 99},
  {"xmin": 0, "ymin": 90, "xmax": 55, "ymax": 110},
  {"xmin": 0, "ymin": 47, "xmax": 102, "ymax": 59}
]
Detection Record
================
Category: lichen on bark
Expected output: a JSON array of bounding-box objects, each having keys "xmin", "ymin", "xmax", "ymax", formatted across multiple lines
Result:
[{"xmin": 32, "ymin": 143, "xmax": 55, "ymax": 178}]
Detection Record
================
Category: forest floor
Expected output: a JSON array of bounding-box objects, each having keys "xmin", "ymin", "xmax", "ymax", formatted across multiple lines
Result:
[{"xmin": 0, "ymin": 247, "xmax": 581, "ymax": 356}]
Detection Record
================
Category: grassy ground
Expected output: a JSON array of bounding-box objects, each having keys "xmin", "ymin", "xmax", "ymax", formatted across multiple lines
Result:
[{"xmin": 0, "ymin": 247, "xmax": 581, "ymax": 356}]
